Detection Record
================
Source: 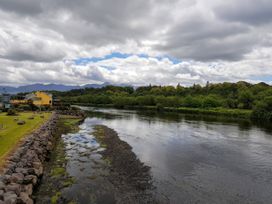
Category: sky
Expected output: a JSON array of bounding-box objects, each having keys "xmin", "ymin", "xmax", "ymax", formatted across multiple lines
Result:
[{"xmin": 0, "ymin": 0, "xmax": 272, "ymax": 87}]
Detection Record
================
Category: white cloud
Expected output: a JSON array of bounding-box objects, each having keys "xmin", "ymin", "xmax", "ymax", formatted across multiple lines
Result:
[{"xmin": 0, "ymin": 0, "xmax": 271, "ymax": 86}]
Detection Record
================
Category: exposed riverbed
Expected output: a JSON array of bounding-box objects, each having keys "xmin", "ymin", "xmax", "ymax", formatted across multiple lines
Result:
[{"xmin": 36, "ymin": 107, "xmax": 272, "ymax": 204}]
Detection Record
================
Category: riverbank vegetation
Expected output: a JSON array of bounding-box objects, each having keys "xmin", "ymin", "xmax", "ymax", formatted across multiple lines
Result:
[
  {"xmin": 34, "ymin": 115, "xmax": 82, "ymax": 204},
  {"xmin": 0, "ymin": 112, "xmax": 51, "ymax": 166},
  {"xmin": 53, "ymin": 81, "xmax": 272, "ymax": 120}
]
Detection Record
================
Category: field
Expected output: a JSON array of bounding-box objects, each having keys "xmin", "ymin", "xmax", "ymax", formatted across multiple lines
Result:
[{"xmin": 0, "ymin": 112, "xmax": 52, "ymax": 166}]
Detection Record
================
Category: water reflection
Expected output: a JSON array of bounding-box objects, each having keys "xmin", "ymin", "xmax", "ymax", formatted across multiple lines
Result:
[{"xmin": 80, "ymin": 107, "xmax": 272, "ymax": 204}]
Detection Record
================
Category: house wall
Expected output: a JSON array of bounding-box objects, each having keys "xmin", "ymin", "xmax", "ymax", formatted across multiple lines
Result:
[
  {"xmin": 10, "ymin": 99, "xmax": 29, "ymax": 105},
  {"xmin": 33, "ymin": 91, "xmax": 52, "ymax": 106}
]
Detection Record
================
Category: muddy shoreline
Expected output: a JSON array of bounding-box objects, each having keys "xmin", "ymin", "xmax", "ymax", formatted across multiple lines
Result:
[
  {"xmin": 93, "ymin": 125, "xmax": 159, "ymax": 204},
  {"xmin": 34, "ymin": 115, "xmax": 84, "ymax": 204}
]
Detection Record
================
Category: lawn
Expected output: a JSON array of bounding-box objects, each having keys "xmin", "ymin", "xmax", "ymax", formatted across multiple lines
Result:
[{"xmin": 0, "ymin": 112, "xmax": 52, "ymax": 166}]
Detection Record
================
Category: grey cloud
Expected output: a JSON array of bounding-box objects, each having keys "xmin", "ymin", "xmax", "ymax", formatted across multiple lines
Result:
[
  {"xmin": 0, "ymin": 0, "xmax": 272, "ymax": 86},
  {"xmin": 214, "ymin": 0, "xmax": 272, "ymax": 25},
  {"xmin": 156, "ymin": 10, "xmax": 264, "ymax": 61},
  {"xmin": 1, "ymin": 51, "xmax": 63, "ymax": 63},
  {"xmin": 0, "ymin": 0, "xmax": 43, "ymax": 15},
  {"xmin": 2, "ymin": 0, "xmax": 270, "ymax": 62},
  {"xmin": 37, "ymin": 0, "xmax": 158, "ymax": 46},
  {"xmin": 1, "ymin": 41, "xmax": 66, "ymax": 62}
]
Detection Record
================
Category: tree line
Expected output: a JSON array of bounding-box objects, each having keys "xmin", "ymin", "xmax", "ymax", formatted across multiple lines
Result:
[{"xmin": 52, "ymin": 81, "xmax": 272, "ymax": 121}]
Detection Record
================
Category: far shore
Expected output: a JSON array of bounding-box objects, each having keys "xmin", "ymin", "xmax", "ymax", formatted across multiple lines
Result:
[{"xmin": 72, "ymin": 103, "xmax": 252, "ymax": 120}]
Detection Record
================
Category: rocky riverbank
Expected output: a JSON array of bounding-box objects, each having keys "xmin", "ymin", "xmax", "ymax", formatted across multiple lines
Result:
[
  {"xmin": 93, "ymin": 125, "xmax": 158, "ymax": 204},
  {"xmin": 0, "ymin": 112, "xmax": 59, "ymax": 204}
]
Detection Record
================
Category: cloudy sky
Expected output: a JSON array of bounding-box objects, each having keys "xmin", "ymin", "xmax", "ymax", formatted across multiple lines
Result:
[{"xmin": 0, "ymin": 0, "xmax": 272, "ymax": 87}]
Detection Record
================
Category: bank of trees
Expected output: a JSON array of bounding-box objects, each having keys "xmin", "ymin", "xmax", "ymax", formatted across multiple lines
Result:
[{"xmin": 53, "ymin": 81, "xmax": 272, "ymax": 120}]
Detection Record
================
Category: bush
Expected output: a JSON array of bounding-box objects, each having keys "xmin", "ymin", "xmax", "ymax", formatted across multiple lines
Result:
[
  {"xmin": 136, "ymin": 96, "xmax": 155, "ymax": 106},
  {"xmin": 6, "ymin": 109, "xmax": 18, "ymax": 116},
  {"xmin": 238, "ymin": 90, "xmax": 254, "ymax": 109},
  {"xmin": 252, "ymin": 96, "xmax": 272, "ymax": 120},
  {"xmin": 182, "ymin": 96, "xmax": 202, "ymax": 108},
  {"xmin": 156, "ymin": 103, "xmax": 164, "ymax": 111},
  {"xmin": 202, "ymin": 96, "xmax": 222, "ymax": 108},
  {"xmin": 17, "ymin": 104, "xmax": 32, "ymax": 111}
]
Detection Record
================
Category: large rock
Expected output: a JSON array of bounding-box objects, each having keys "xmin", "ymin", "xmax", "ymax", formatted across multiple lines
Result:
[
  {"xmin": 5, "ymin": 183, "xmax": 21, "ymax": 196},
  {"xmin": 9, "ymin": 153, "xmax": 21, "ymax": 163},
  {"xmin": 17, "ymin": 120, "xmax": 26, "ymax": 125},
  {"xmin": 22, "ymin": 184, "xmax": 32, "ymax": 196},
  {"xmin": 32, "ymin": 162, "xmax": 43, "ymax": 177},
  {"xmin": 23, "ymin": 175, "xmax": 37, "ymax": 185},
  {"xmin": 0, "ymin": 181, "xmax": 5, "ymax": 190},
  {"xmin": 15, "ymin": 168, "xmax": 28, "ymax": 176},
  {"xmin": 18, "ymin": 192, "xmax": 33, "ymax": 204},
  {"xmin": 0, "ymin": 189, "xmax": 4, "ymax": 200},
  {"xmin": 3, "ymin": 191, "xmax": 17, "ymax": 204},
  {"xmin": 10, "ymin": 173, "xmax": 24, "ymax": 184},
  {"xmin": 1, "ymin": 176, "xmax": 11, "ymax": 185}
]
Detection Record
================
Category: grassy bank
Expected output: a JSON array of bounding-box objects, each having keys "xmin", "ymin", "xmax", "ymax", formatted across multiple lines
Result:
[
  {"xmin": 163, "ymin": 107, "xmax": 252, "ymax": 119},
  {"xmin": 0, "ymin": 112, "xmax": 52, "ymax": 166},
  {"xmin": 73, "ymin": 103, "xmax": 252, "ymax": 119},
  {"xmin": 59, "ymin": 115, "xmax": 83, "ymax": 133}
]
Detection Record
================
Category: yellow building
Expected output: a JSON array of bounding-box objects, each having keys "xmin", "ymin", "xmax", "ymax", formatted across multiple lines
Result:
[
  {"xmin": 31, "ymin": 91, "xmax": 53, "ymax": 107},
  {"xmin": 10, "ymin": 99, "xmax": 29, "ymax": 105},
  {"xmin": 11, "ymin": 91, "xmax": 53, "ymax": 107}
]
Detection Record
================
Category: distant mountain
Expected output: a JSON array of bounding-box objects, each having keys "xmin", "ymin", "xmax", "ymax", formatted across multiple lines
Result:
[{"xmin": 0, "ymin": 82, "xmax": 111, "ymax": 94}]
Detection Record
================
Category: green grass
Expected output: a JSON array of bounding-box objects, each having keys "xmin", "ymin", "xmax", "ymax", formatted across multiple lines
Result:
[
  {"xmin": 60, "ymin": 116, "xmax": 82, "ymax": 133},
  {"xmin": 0, "ymin": 112, "xmax": 51, "ymax": 166},
  {"xmin": 51, "ymin": 191, "xmax": 61, "ymax": 204},
  {"xmin": 50, "ymin": 167, "xmax": 66, "ymax": 177},
  {"xmin": 164, "ymin": 107, "xmax": 252, "ymax": 119},
  {"xmin": 74, "ymin": 103, "xmax": 252, "ymax": 119}
]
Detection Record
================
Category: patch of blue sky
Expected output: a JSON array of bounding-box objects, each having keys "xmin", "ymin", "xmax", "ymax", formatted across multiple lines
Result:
[
  {"xmin": 250, "ymin": 75, "xmax": 272, "ymax": 82},
  {"xmin": 74, "ymin": 52, "xmax": 132, "ymax": 65},
  {"xmin": 73, "ymin": 52, "xmax": 182, "ymax": 65},
  {"xmin": 155, "ymin": 55, "xmax": 182, "ymax": 64}
]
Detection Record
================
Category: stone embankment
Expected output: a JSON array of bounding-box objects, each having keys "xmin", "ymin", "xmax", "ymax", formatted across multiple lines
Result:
[{"xmin": 0, "ymin": 113, "xmax": 58, "ymax": 204}]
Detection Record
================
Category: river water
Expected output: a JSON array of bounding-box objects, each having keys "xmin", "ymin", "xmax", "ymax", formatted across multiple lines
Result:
[{"xmin": 37, "ymin": 107, "xmax": 272, "ymax": 204}]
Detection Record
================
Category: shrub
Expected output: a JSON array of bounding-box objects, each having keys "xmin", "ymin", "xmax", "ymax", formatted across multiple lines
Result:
[
  {"xmin": 251, "ymin": 96, "xmax": 272, "ymax": 120},
  {"xmin": 202, "ymin": 96, "xmax": 222, "ymax": 108},
  {"xmin": 238, "ymin": 90, "xmax": 254, "ymax": 109},
  {"xmin": 182, "ymin": 96, "xmax": 202, "ymax": 108},
  {"xmin": 6, "ymin": 109, "xmax": 17, "ymax": 116},
  {"xmin": 17, "ymin": 104, "xmax": 32, "ymax": 111},
  {"xmin": 156, "ymin": 103, "xmax": 164, "ymax": 111}
]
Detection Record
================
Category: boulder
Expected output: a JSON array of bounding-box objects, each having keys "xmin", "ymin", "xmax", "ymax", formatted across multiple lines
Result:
[
  {"xmin": 9, "ymin": 153, "xmax": 21, "ymax": 163},
  {"xmin": 23, "ymin": 175, "xmax": 37, "ymax": 185},
  {"xmin": 10, "ymin": 173, "xmax": 24, "ymax": 184},
  {"xmin": 5, "ymin": 183, "xmax": 21, "ymax": 196},
  {"xmin": 22, "ymin": 184, "xmax": 32, "ymax": 196},
  {"xmin": 17, "ymin": 121, "xmax": 26, "ymax": 125},
  {"xmin": 2, "ymin": 175, "xmax": 11, "ymax": 185},
  {"xmin": 32, "ymin": 162, "xmax": 43, "ymax": 177},
  {"xmin": 15, "ymin": 168, "xmax": 28, "ymax": 176},
  {"xmin": 0, "ymin": 181, "xmax": 5, "ymax": 190},
  {"xmin": 3, "ymin": 191, "xmax": 17, "ymax": 204},
  {"xmin": 0, "ymin": 189, "xmax": 4, "ymax": 200},
  {"xmin": 18, "ymin": 192, "xmax": 33, "ymax": 204}
]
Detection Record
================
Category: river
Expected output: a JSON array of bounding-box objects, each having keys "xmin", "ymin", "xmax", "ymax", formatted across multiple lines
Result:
[{"xmin": 36, "ymin": 107, "xmax": 272, "ymax": 204}]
